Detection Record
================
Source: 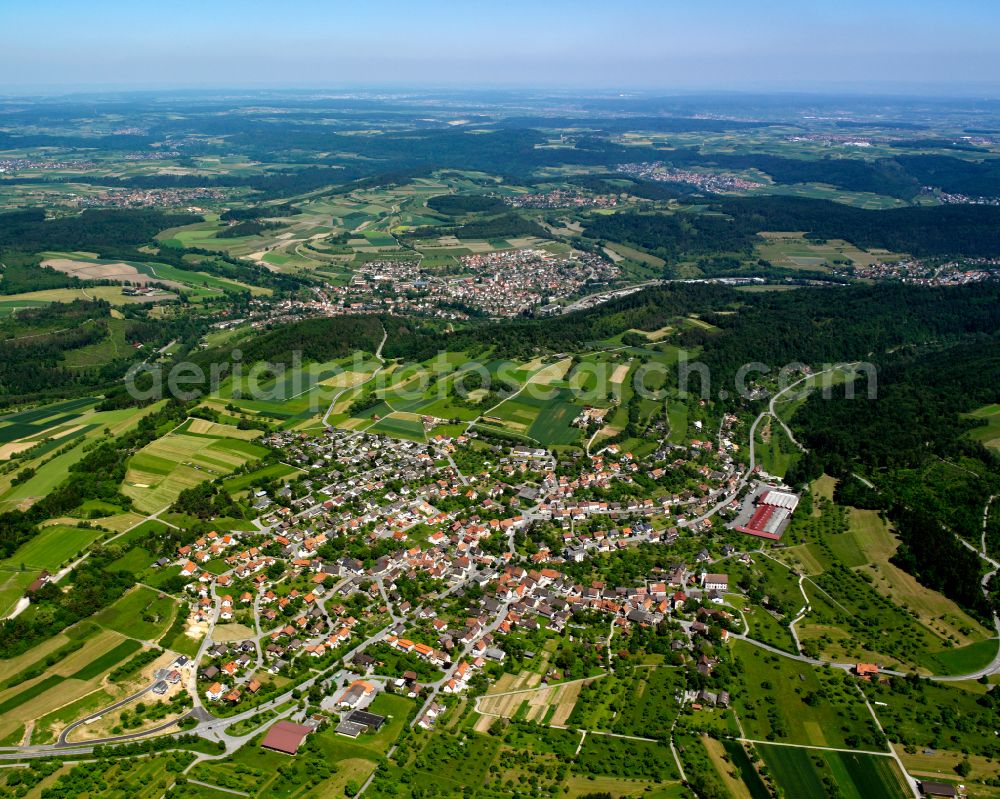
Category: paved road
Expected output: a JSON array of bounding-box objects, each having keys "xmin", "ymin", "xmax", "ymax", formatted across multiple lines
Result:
[
  {"xmin": 321, "ymin": 325, "xmax": 387, "ymax": 427},
  {"xmin": 682, "ymin": 364, "xmax": 856, "ymax": 530},
  {"xmin": 57, "ymin": 683, "xmax": 160, "ymax": 745}
]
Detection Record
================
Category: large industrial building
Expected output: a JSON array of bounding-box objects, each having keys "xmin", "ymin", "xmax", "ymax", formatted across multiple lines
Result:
[{"xmin": 734, "ymin": 489, "xmax": 800, "ymax": 541}]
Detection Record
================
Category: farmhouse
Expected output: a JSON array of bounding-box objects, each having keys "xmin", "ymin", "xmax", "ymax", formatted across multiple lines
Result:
[{"xmin": 26, "ymin": 570, "xmax": 51, "ymax": 594}]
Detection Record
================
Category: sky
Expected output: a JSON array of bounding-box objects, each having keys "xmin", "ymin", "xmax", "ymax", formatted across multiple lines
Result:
[{"xmin": 2, "ymin": 0, "xmax": 999, "ymax": 94}]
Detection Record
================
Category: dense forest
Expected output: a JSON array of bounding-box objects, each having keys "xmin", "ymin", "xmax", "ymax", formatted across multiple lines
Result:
[
  {"xmin": 0, "ymin": 208, "xmax": 200, "ymax": 254},
  {"xmin": 0, "ymin": 253, "xmax": 84, "ymax": 295},
  {"xmin": 384, "ymin": 281, "xmax": 1000, "ymax": 369},
  {"xmin": 582, "ymin": 198, "xmax": 1000, "ymax": 269},
  {"xmin": 788, "ymin": 336, "xmax": 1000, "ymax": 618},
  {"xmin": 194, "ymin": 314, "xmax": 386, "ymax": 369},
  {"xmin": 714, "ymin": 196, "xmax": 1000, "ymax": 258},
  {"xmin": 426, "ymin": 194, "xmax": 505, "ymax": 215},
  {"xmin": 584, "ymin": 211, "xmax": 754, "ymax": 264}
]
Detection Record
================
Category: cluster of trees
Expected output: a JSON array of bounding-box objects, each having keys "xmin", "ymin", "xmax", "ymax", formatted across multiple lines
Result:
[
  {"xmin": 0, "ymin": 295, "xmax": 204, "ymax": 406},
  {"xmin": 426, "ymin": 194, "xmax": 505, "ymax": 215},
  {"xmin": 0, "ymin": 302, "xmax": 112, "ymax": 397},
  {"xmin": 216, "ymin": 219, "xmax": 281, "ymax": 238},
  {"xmin": 0, "ymin": 547, "xmax": 135, "ymax": 657},
  {"xmin": 220, "ymin": 203, "xmax": 301, "ymax": 221},
  {"xmin": 170, "ymin": 481, "xmax": 243, "ymax": 520},
  {"xmin": 0, "ymin": 252, "xmax": 84, "ymax": 295}
]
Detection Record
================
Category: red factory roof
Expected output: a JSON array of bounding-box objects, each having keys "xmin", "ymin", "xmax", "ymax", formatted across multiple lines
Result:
[
  {"xmin": 260, "ymin": 720, "xmax": 312, "ymax": 755},
  {"xmin": 735, "ymin": 505, "xmax": 783, "ymax": 540}
]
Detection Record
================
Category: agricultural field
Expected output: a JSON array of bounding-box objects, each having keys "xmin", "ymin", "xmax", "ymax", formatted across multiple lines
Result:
[
  {"xmin": 475, "ymin": 677, "xmax": 588, "ymax": 728},
  {"xmin": 756, "ymin": 743, "xmax": 912, "ymax": 799},
  {"xmin": 966, "ymin": 403, "xmax": 1000, "ymax": 452},
  {"xmin": 755, "ymin": 231, "xmax": 906, "ymax": 272},
  {"xmin": 41, "ymin": 252, "xmax": 271, "ymax": 298},
  {"xmin": 0, "ymin": 397, "xmax": 99, "ymax": 451},
  {"xmin": 0, "ymin": 285, "xmax": 177, "ymax": 307},
  {"xmin": 788, "ymin": 500, "xmax": 996, "ymax": 673},
  {"xmin": 0, "ymin": 523, "xmax": 105, "ymax": 574},
  {"xmin": 730, "ymin": 641, "xmax": 883, "ymax": 749},
  {"xmin": 94, "ymin": 585, "xmax": 179, "ymax": 640},
  {"xmin": 121, "ymin": 422, "xmax": 269, "ymax": 512},
  {"xmin": 0, "ymin": 625, "xmax": 150, "ymax": 743}
]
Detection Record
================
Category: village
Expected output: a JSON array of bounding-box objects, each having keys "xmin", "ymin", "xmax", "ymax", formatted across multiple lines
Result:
[
  {"xmin": 617, "ymin": 162, "xmax": 767, "ymax": 193},
  {"xmin": 160, "ymin": 411, "xmax": 816, "ymax": 747},
  {"xmin": 839, "ymin": 255, "xmax": 1000, "ymax": 285}
]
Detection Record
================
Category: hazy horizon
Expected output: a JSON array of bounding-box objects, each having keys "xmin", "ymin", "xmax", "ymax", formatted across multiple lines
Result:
[{"xmin": 2, "ymin": 1, "xmax": 999, "ymax": 96}]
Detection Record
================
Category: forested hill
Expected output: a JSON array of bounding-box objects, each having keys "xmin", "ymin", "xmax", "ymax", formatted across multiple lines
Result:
[
  {"xmin": 793, "ymin": 335, "xmax": 1000, "ymax": 471},
  {"xmin": 383, "ymin": 281, "xmax": 1000, "ymax": 372},
  {"xmin": 0, "ymin": 208, "xmax": 201, "ymax": 254},
  {"xmin": 194, "ymin": 315, "xmax": 386, "ymax": 368},
  {"xmin": 714, "ymin": 196, "xmax": 1000, "ymax": 258},
  {"xmin": 787, "ymin": 335, "xmax": 1000, "ymax": 620},
  {"xmin": 381, "ymin": 282, "xmax": 740, "ymax": 362},
  {"xmin": 697, "ymin": 282, "xmax": 1000, "ymax": 383},
  {"xmin": 581, "ymin": 199, "xmax": 1000, "ymax": 275}
]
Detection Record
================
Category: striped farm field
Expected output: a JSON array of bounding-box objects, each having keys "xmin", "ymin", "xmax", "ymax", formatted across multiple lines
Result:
[
  {"xmin": 756, "ymin": 744, "xmax": 911, "ymax": 799},
  {"xmin": 122, "ymin": 425, "xmax": 269, "ymax": 512},
  {"xmin": 0, "ymin": 524, "xmax": 105, "ymax": 573}
]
